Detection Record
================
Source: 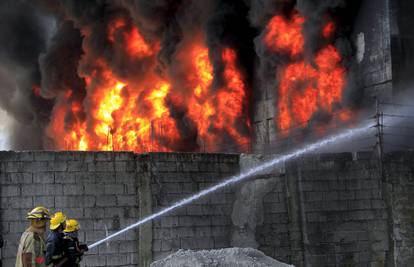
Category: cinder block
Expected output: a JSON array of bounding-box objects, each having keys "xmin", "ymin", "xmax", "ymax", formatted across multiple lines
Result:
[
  {"xmin": 75, "ymin": 172, "xmax": 96, "ymax": 184},
  {"xmin": 124, "ymin": 183, "xmax": 138, "ymax": 195},
  {"xmin": 106, "ymin": 254, "xmax": 129, "ymax": 266},
  {"xmin": 1, "ymin": 185, "xmax": 20, "ymax": 197},
  {"xmin": 5, "ymin": 162, "xmax": 26, "ymax": 172},
  {"xmin": 85, "ymin": 184, "xmax": 105, "ymax": 195},
  {"xmin": 371, "ymin": 199, "xmax": 385, "ymax": 209},
  {"xmin": 153, "ymin": 239, "xmax": 162, "ymax": 252},
  {"xmin": 77, "ymin": 219, "xmax": 94, "ymax": 231},
  {"xmin": 104, "ymin": 184, "xmax": 124, "ymax": 194},
  {"xmin": 158, "ymin": 173, "xmax": 190, "ymax": 183},
  {"xmin": 115, "ymin": 172, "xmax": 136, "ymax": 184},
  {"xmin": 9, "ymin": 221, "xmax": 28, "ymax": 233},
  {"xmin": 47, "ymin": 161, "xmax": 68, "ymax": 172},
  {"xmin": 115, "ymin": 161, "xmax": 127, "ymax": 172},
  {"xmin": 305, "ymin": 192, "xmax": 324, "ymax": 202},
  {"xmin": 211, "ymin": 226, "xmax": 228, "ymax": 237},
  {"xmin": 26, "ymin": 162, "xmax": 48, "ymax": 173},
  {"xmin": 94, "ymin": 152, "xmax": 113, "ymax": 161},
  {"xmin": 3, "ymin": 209, "xmax": 23, "ymax": 221},
  {"xmin": 116, "ymin": 196, "xmax": 138, "ymax": 206},
  {"xmin": 63, "ymin": 184, "xmax": 84, "ymax": 195},
  {"xmin": 210, "ymin": 194, "xmax": 232, "ymax": 205},
  {"xmin": 355, "ymin": 190, "xmax": 372, "ymax": 200},
  {"xmin": 218, "ymin": 163, "xmax": 234, "ymax": 173},
  {"xmin": 95, "ymin": 172, "xmax": 116, "ymax": 183},
  {"xmin": 103, "ymin": 207, "xmax": 124, "ymax": 218},
  {"xmin": 161, "ymin": 238, "xmax": 180, "ymax": 251},
  {"xmin": 98, "ymin": 241, "xmax": 123, "ymax": 257},
  {"xmin": 194, "ymin": 216, "xmax": 213, "ymax": 226},
  {"xmin": 160, "ymin": 216, "xmax": 179, "ymax": 227},
  {"xmin": 85, "ymin": 230, "xmax": 106, "ymax": 242},
  {"xmin": 154, "ymin": 162, "xmax": 177, "ymax": 172},
  {"xmin": 263, "ymin": 192, "xmax": 279, "ymax": 203},
  {"xmin": 214, "ymin": 236, "xmax": 229, "ymax": 248},
  {"xmin": 363, "ymin": 180, "xmax": 379, "ymax": 189},
  {"xmin": 9, "ymin": 196, "xmax": 33, "ymax": 209},
  {"xmin": 33, "ymin": 172, "xmax": 54, "ymax": 183},
  {"xmin": 119, "ymin": 241, "xmax": 136, "ymax": 253},
  {"xmin": 54, "ymin": 172, "xmax": 76, "ymax": 184},
  {"xmin": 162, "ymin": 183, "xmax": 182, "ymax": 194},
  {"xmin": 97, "ymin": 195, "xmax": 117, "ymax": 207},
  {"xmin": 9, "ymin": 173, "xmax": 33, "ymax": 184},
  {"xmin": 266, "ymin": 202, "xmax": 287, "ymax": 213},
  {"xmin": 98, "ymin": 241, "xmax": 120, "ymax": 254},
  {"xmin": 55, "ymin": 195, "xmax": 95, "ymax": 208},
  {"xmin": 67, "ymin": 161, "xmax": 88, "ymax": 171},
  {"xmin": 181, "ymin": 237, "xmax": 214, "ymax": 249},
  {"xmin": 181, "ymin": 162, "xmax": 199, "ymax": 172},
  {"xmin": 64, "ymin": 208, "xmax": 84, "ymax": 219},
  {"xmin": 2, "ymin": 242, "xmax": 19, "ymax": 258},
  {"xmin": 94, "ymin": 219, "xmax": 116, "ymax": 231},
  {"xmin": 88, "ymin": 161, "xmax": 115, "ymax": 172},
  {"xmin": 54, "ymin": 151, "xmax": 75, "ymax": 161},
  {"xmin": 22, "ymin": 184, "xmax": 63, "ymax": 196},
  {"xmin": 339, "ymin": 191, "xmax": 355, "ymax": 200},
  {"xmin": 83, "ymin": 255, "xmax": 107, "ymax": 266},
  {"xmin": 85, "ymin": 208, "xmax": 105, "ymax": 219},
  {"xmin": 113, "ymin": 152, "xmax": 135, "ymax": 161},
  {"xmin": 33, "ymin": 196, "xmax": 55, "ymax": 208},
  {"xmin": 348, "ymin": 200, "xmax": 372, "ymax": 210},
  {"xmin": 33, "ymin": 151, "xmax": 55, "ymax": 161}
]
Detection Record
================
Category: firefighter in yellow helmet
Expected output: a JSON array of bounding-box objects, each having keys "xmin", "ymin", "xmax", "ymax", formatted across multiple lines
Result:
[
  {"xmin": 45, "ymin": 211, "xmax": 68, "ymax": 266},
  {"xmin": 15, "ymin": 206, "xmax": 50, "ymax": 267},
  {"xmin": 62, "ymin": 219, "xmax": 88, "ymax": 267}
]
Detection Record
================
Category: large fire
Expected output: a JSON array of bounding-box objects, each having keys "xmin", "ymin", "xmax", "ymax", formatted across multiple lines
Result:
[
  {"xmin": 46, "ymin": 20, "xmax": 250, "ymax": 152},
  {"xmin": 264, "ymin": 14, "xmax": 349, "ymax": 135},
  {"xmin": 45, "ymin": 9, "xmax": 348, "ymax": 153}
]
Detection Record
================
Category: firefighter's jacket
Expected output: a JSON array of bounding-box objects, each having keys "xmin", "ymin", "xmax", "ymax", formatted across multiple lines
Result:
[
  {"xmin": 45, "ymin": 231, "xmax": 65, "ymax": 266},
  {"xmin": 15, "ymin": 227, "xmax": 47, "ymax": 267},
  {"xmin": 61, "ymin": 234, "xmax": 85, "ymax": 267}
]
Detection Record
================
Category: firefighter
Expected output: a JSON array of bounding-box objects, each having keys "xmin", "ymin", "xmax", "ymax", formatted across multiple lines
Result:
[
  {"xmin": 15, "ymin": 206, "xmax": 51, "ymax": 267},
  {"xmin": 45, "ymin": 212, "xmax": 67, "ymax": 266},
  {"xmin": 62, "ymin": 219, "xmax": 88, "ymax": 267}
]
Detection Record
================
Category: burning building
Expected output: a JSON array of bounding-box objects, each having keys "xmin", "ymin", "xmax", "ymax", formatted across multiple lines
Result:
[{"xmin": 0, "ymin": 0, "xmax": 411, "ymax": 153}]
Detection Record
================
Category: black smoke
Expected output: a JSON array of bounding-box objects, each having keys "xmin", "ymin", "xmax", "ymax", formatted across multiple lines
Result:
[
  {"xmin": 0, "ymin": 0, "xmax": 362, "ymax": 151},
  {"xmin": 0, "ymin": 0, "xmax": 54, "ymax": 149}
]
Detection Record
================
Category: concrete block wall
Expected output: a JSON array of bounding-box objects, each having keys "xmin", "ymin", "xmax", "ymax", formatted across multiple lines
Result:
[
  {"xmin": 144, "ymin": 153, "xmax": 239, "ymax": 261},
  {"xmin": 1, "ymin": 151, "xmax": 413, "ymax": 267},
  {"xmin": 0, "ymin": 151, "xmax": 140, "ymax": 267},
  {"xmin": 385, "ymin": 152, "xmax": 414, "ymax": 266},
  {"xmin": 256, "ymin": 175, "xmax": 290, "ymax": 262},
  {"xmin": 284, "ymin": 153, "xmax": 389, "ymax": 267}
]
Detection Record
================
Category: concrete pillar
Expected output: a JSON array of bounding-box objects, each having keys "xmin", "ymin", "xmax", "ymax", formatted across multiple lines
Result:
[{"xmin": 138, "ymin": 157, "xmax": 153, "ymax": 267}]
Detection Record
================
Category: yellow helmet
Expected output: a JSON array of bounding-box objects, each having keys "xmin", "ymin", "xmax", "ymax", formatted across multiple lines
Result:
[
  {"xmin": 50, "ymin": 211, "xmax": 67, "ymax": 230},
  {"xmin": 27, "ymin": 206, "xmax": 50, "ymax": 220},
  {"xmin": 64, "ymin": 219, "xmax": 80, "ymax": 233}
]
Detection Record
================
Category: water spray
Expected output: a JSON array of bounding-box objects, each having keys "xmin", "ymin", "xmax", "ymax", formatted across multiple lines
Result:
[{"xmin": 88, "ymin": 123, "xmax": 373, "ymax": 249}]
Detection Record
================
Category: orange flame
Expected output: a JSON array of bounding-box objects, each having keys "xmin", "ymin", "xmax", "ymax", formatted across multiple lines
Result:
[
  {"xmin": 188, "ymin": 45, "xmax": 250, "ymax": 151},
  {"xmin": 264, "ymin": 13, "xmax": 305, "ymax": 57},
  {"xmin": 265, "ymin": 14, "xmax": 349, "ymax": 135}
]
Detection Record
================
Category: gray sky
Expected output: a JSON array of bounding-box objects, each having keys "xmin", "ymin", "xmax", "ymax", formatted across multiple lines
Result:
[{"xmin": 0, "ymin": 108, "xmax": 14, "ymax": 150}]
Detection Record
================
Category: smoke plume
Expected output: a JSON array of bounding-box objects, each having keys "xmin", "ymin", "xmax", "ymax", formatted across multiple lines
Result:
[{"xmin": 0, "ymin": 0, "xmax": 363, "ymax": 153}]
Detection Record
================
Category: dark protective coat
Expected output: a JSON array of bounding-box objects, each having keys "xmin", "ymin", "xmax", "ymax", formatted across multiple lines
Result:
[
  {"xmin": 45, "ymin": 231, "xmax": 65, "ymax": 266},
  {"xmin": 62, "ymin": 234, "xmax": 87, "ymax": 267}
]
